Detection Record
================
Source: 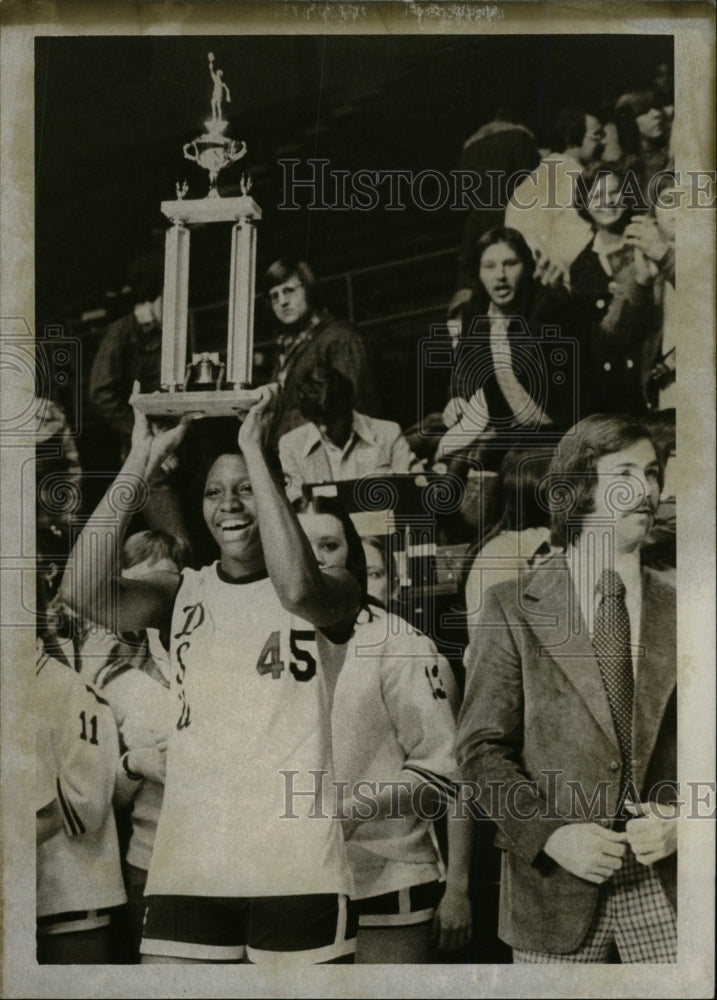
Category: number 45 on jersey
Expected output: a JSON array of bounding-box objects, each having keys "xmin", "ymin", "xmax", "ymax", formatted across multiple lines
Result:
[{"xmin": 256, "ymin": 629, "xmax": 317, "ymax": 682}]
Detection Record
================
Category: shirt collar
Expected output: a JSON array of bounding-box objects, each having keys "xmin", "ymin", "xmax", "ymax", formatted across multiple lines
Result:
[
  {"xmin": 349, "ymin": 410, "xmax": 376, "ymax": 445},
  {"xmin": 302, "ymin": 411, "xmax": 372, "ymax": 457},
  {"xmin": 557, "ymin": 152, "xmax": 582, "ymax": 174},
  {"xmin": 301, "ymin": 422, "xmax": 324, "ymax": 458},
  {"xmin": 593, "ymin": 230, "xmax": 628, "ymax": 276}
]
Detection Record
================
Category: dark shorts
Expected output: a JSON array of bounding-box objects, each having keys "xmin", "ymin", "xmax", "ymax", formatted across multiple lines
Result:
[
  {"xmin": 36, "ymin": 907, "xmax": 114, "ymax": 936},
  {"xmin": 355, "ymin": 880, "xmax": 445, "ymax": 928},
  {"xmin": 140, "ymin": 892, "xmax": 358, "ymax": 964}
]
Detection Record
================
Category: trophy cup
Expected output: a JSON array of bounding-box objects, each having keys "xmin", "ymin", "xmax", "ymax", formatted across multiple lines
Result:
[
  {"xmin": 182, "ymin": 52, "xmax": 248, "ymax": 199},
  {"xmin": 130, "ymin": 53, "xmax": 262, "ymax": 418}
]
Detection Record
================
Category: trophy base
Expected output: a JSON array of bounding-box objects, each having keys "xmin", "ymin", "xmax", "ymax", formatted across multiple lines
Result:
[
  {"xmin": 130, "ymin": 388, "xmax": 263, "ymax": 418},
  {"xmin": 162, "ymin": 195, "xmax": 261, "ymax": 225}
]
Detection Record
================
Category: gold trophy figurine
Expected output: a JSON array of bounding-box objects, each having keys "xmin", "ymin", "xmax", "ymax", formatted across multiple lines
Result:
[
  {"xmin": 209, "ymin": 52, "xmax": 230, "ymax": 123},
  {"xmin": 182, "ymin": 53, "xmax": 248, "ymax": 199}
]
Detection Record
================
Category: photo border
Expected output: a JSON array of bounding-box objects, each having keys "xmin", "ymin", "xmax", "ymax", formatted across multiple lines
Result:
[{"xmin": 1, "ymin": 2, "xmax": 714, "ymax": 996}]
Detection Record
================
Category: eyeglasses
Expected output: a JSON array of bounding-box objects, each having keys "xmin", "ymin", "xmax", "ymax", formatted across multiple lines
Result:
[{"xmin": 269, "ymin": 283, "xmax": 302, "ymax": 303}]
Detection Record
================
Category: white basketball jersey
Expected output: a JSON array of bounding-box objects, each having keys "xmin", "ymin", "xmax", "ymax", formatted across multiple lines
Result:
[
  {"xmin": 146, "ymin": 564, "xmax": 350, "ymax": 898},
  {"xmin": 36, "ymin": 649, "xmax": 126, "ymax": 918},
  {"xmin": 332, "ymin": 607, "xmax": 461, "ymax": 899}
]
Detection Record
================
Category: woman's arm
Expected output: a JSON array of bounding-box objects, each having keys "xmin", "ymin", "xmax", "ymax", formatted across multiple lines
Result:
[
  {"xmin": 433, "ymin": 814, "xmax": 474, "ymax": 953},
  {"xmin": 59, "ymin": 384, "xmax": 197, "ymax": 633},
  {"xmin": 340, "ymin": 771, "xmax": 437, "ymax": 841},
  {"xmin": 351, "ymin": 631, "xmax": 460, "ymax": 824},
  {"xmin": 493, "ymin": 329, "xmax": 552, "ymax": 429},
  {"xmin": 114, "ymin": 738, "xmax": 167, "ymax": 809},
  {"xmin": 600, "ymin": 249, "xmax": 657, "ymax": 345},
  {"xmin": 36, "ymin": 800, "xmax": 64, "ymax": 846},
  {"xmin": 239, "ymin": 386, "xmax": 361, "ymax": 630}
]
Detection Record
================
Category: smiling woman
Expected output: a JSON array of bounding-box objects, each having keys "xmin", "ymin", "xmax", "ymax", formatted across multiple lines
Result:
[
  {"xmin": 569, "ymin": 162, "xmax": 663, "ymax": 416},
  {"xmin": 59, "ymin": 386, "xmax": 364, "ymax": 966},
  {"xmin": 202, "ymin": 454, "xmax": 264, "ymax": 578}
]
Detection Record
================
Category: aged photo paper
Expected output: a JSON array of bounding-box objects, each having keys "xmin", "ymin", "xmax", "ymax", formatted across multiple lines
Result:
[{"xmin": 1, "ymin": 1, "xmax": 714, "ymax": 997}]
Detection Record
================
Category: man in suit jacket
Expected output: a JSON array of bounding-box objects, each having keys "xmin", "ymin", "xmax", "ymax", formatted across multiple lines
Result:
[{"xmin": 457, "ymin": 413, "xmax": 677, "ymax": 961}]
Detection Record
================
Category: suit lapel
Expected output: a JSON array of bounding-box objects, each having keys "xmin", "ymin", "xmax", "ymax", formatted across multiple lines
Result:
[
  {"xmin": 632, "ymin": 568, "xmax": 676, "ymax": 792},
  {"xmin": 522, "ymin": 556, "xmax": 619, "ymax": 749}
]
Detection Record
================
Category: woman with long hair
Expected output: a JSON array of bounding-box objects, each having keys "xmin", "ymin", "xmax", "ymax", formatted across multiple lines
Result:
[
  {"xmin": 295, "ymin": 497, "xmax": 473, "ymax": 964},
  {"xmin": 439, "ymin": 226, "xmax": 574, "ymax": 470},
  {"xmin": 614, "ymin": 89, "xmax": 672, "ymax": 204},
  {"xmin": 569, "ymin": 162, "xmax": 662, "ymax": 416}
]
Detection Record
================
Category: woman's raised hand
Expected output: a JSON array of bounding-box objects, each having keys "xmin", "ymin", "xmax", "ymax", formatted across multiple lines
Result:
[
  {"xmin": 237, "ymin": 383, "xmax": 280, "ymax": 453},
  {"xmin": 130, "ymin": 381, "xmax": 203, "ymax": 477}
]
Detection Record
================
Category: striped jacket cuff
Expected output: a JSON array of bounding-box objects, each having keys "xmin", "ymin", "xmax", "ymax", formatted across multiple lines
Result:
[
  {"xmin": 402, "ymin": 765, "xmax": 459, "ymax": 803},
  {"xmin": 56, "ymin": 777, "xmax": 86, "ymax": 836}
]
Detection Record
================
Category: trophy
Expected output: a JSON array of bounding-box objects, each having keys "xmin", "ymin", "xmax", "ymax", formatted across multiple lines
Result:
[
  {"xmin": 130, "ymin": 53, "xmax": 262, "ymax": 418},
  {"xmin": 182, "ymin": 52, "xmax": 248, "ymax": 199}
]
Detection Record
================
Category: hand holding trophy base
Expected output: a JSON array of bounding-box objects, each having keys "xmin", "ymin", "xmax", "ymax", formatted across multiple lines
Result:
[{"xmin": 129, "ymin": 387, "xmax": 263, "ymax": 419}]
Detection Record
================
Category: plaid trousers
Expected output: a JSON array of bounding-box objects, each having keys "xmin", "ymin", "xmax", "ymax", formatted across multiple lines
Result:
[{"xmin": 513, "ymin": 849, "xmax": 677, "ymax": 964}]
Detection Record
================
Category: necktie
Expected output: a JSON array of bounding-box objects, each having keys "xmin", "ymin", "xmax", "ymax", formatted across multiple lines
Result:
[{"xmin": 593, "ymin": 569, "xmax": 634, "ymax": 810}]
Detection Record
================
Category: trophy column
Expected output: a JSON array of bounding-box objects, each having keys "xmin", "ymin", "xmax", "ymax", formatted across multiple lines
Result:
[
  {"xmin": 161, "ymin": 222, "xmax": 190, "ymax": 390},
  {"xmin": 227, "ymin": 199, "xmax": 260, "ymax": 389},
  {"xmin": 131, "ymin": 194, "xmax": 263, "ymax": 418}
]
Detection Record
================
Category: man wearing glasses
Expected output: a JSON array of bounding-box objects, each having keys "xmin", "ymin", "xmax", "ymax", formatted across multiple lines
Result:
[{"xmin": 263, "ymin": 258, "xmax": 379, "ymax": 444}]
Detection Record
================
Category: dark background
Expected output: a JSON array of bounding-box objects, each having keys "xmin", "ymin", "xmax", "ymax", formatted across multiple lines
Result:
[
  {"xmin": 34, "ymin": 31, "xmax": 673, "ymax": 513},
  {"xmin": 35, "ymin": 33, "xmax": 673, "ymax": 324}
]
